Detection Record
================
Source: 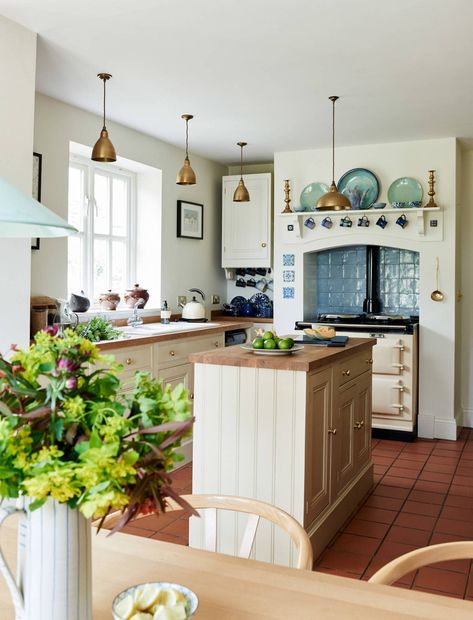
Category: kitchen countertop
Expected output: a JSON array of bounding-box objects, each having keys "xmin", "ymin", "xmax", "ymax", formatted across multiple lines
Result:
[
  {"xmin": 98, "ymin": 320, "xmax": 250, "ymax": 351},
  {"xmin": 189, "ymin": 337, "xmax": 375, "ymax": 372}
]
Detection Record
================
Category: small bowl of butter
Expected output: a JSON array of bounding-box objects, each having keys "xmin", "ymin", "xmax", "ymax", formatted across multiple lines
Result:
[{"xmin": 112, "ymin": 582, "xmax": 198, "ymax": 620}]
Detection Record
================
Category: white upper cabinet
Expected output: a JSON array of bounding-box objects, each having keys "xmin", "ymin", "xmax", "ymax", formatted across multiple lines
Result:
[{"xmin": 222, "ymin": 173, "xmax": 272, "ymax": 268}]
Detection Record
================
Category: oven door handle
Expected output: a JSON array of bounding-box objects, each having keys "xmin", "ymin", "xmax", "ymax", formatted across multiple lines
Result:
[{"xmin": 391, "ymin": 363, "xmax": 405, "ymax": 371}]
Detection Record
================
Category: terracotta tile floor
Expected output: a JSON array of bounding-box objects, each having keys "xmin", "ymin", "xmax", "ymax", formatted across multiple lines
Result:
[{"xmin": 123, "ymin": 428, "xmax": 473, "ymax": 601}]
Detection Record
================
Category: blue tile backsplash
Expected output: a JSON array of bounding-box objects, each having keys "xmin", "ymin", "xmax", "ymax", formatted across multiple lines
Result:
[{"xmin": 314, "ymin": 246, "xmax": 419, "ymax": 315}]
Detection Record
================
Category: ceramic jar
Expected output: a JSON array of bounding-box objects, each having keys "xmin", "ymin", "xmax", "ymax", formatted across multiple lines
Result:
[
  {"xmin": 124, "ymin": 284, "xmax": 149, "ymax": 309},
  {"xmin": 99, "ymin": 290, "xmax": 120, "ymax": 310}
]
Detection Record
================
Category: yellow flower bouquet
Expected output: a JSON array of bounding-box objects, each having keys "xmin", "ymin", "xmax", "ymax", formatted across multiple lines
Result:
[{"xmin": 0, "ymin": 328, "xmax": 194, "ymax": 531}]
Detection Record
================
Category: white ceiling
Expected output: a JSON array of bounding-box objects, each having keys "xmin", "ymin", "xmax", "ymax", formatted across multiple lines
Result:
[{"xmin": 1, "ymin": 0, "xmax": 473, "ymax": 165}]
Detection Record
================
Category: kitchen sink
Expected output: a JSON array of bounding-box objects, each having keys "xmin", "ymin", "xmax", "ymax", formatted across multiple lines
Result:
[{"xmin": 119, "ymin": 322, "xmax": 220, "ymax": 337}]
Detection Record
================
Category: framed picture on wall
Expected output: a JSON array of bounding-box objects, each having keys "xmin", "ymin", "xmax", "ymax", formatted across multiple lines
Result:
[
  {"xmin": 31, "ymin": 152, "xmax": 42, "ymax": 250},
  {"xmin": 177, "ymin": 200, "xmax": 203, "ymax": 239}
]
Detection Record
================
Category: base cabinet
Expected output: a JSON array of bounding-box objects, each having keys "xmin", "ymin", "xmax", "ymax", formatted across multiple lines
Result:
[{"xmin": 191, "ymin": 345, "xmax": 374, "ymax": 567}]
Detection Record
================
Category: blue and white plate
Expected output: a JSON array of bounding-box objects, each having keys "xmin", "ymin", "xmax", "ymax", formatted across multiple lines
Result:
[
  {"xmin": 338, "ymin": 168, "xmax": 380, "ymax": 209},
  {"xmin": 230, "ymin": 296, "xmax": 247, "ymax": 311},
  {"xmin": 249, "ymin": 292, "xmax": 273, "ymax": 319}
]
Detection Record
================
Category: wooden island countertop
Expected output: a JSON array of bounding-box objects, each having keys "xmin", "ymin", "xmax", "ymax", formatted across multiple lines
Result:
[{"xmin": 189, "ymin": 337, "xmax": 375, "ymax": 372}]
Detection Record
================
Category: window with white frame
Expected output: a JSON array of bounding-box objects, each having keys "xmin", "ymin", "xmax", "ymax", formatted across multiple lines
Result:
[{"xmin": 67, "ymin": 156, "xmax": 136, "ymax": 304}]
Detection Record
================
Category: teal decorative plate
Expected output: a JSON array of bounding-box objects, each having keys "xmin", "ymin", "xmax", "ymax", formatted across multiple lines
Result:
[
  {"xmin": 300, "ymin": 182, "xmax": 329, "ymax": 211},
  {"xmin": 388, "ymin": 177, "xmax": 423, "ymax": 205},
  {"xmin": 338, "ymin": 168, "xmax": 379, "ymax": 209}
]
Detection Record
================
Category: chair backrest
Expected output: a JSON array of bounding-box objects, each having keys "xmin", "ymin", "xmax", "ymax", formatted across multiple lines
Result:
[
  {"xmin": 368, "ymin": 541, "xmax": 473, "ymax": 585},
  {"xmin": 100, "ymin": 494, "xmax": 313, "ymax": 570}
]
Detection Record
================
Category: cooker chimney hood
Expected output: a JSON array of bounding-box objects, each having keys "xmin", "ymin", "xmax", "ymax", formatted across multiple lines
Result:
[{"xmin": 362, "ymin": 245, "xmax": 381, "ymax": 314}]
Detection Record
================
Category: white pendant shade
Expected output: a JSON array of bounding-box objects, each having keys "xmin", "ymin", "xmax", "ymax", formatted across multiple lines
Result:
[{"xmin": 0, "ymin": 177, "xmax": 77, "ymax": 238}]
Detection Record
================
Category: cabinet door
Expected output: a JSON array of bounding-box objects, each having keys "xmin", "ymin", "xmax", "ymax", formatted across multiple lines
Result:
[
  {"xmin": 304, "ymin": 368, "xmax": 331, "ymax": 526},
  {"xmin": 354, "ymin": 372, "xmax": 372, "ymax": 470},
  {"xmin": 222, "ymin": 173, "xmax": 271, "ymax": 268},
  {"xmin": 331, "ymin": 381, "xmax": 356, "ymax": 499},
  {"xmin": 157, "ymin": 363, "xmax": 194, "ymax": 410}
]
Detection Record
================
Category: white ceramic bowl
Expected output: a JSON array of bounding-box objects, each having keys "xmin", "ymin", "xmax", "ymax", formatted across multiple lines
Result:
[{"xmin": 112, "ymin": 581, "xmax": 199, "ymax": 619}]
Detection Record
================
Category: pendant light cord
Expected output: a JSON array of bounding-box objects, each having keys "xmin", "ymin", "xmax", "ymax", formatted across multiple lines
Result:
[
  {"xmin": 102, "ymin": 77, "xmax": 106, "ymax": 130},
  {"xmin": 240, "ymin": 144, "xmax": 243, "ymax": 180},
  {"xmin": 185, "ymin": 119, "xmax": 189, "ymax": 158},
  {"xmin": 331, "ymin": 97, "xmax": 335, "ymax": 184}
]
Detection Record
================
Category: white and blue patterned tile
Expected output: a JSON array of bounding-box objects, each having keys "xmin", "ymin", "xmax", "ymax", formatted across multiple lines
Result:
[
  {"xmin": 282, "ymin": 254, "xmax": 295, "ymax": 267},
  {"xmin": 282, "ymin": 287, "xmax": 294, "ymax": 299},
  {"xmin": 283, "ymin": 270, "xmax": 295, "ymax": 283}
]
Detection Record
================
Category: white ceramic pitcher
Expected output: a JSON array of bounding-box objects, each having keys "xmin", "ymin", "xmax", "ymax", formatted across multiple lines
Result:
[{"xmin": 0, "ymin": 498, "xmax": 92, "ymax": 620}]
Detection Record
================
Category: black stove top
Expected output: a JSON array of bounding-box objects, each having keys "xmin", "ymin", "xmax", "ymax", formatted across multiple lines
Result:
[{"xmin": 295, "ymin": 313, "xmax": 419, "ymax": 334}]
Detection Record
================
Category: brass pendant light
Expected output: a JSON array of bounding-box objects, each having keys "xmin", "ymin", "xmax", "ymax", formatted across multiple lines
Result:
[
  {"xmin": 316, "ymin": 96, "xmax": 351, "ymax": 211},
  {"xmin": 176, "ymin": 114, "xmax": 196, "ymax": 185},
  {"xmin": 233, "ymin": 142, "xmax": 250, "ymax": 202},
  {"xmin": 92, "ymin": 73, "xmax": 117, "ymax": 162}
]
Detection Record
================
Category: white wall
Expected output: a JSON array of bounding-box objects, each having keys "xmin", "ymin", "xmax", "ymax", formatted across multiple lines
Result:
[
  {"xmin": 460, "ymin": 149, "xmax": 473, "ymax": 427},
  {"xmin": 0, "ymin": 16, "xmax": 36, "ymax": 353},
  {"xmin": 32, "ymin": 93, "xmax": 227, "ymax": 313},
  {"xmin": 274, "ymin": 138, "xmax": 460, "ymax": 440}
]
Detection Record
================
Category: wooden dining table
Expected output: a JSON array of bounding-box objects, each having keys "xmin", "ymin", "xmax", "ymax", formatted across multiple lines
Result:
[{"xmin": 1, "ymin": 519, "xmax": 473, "ymax": 619}]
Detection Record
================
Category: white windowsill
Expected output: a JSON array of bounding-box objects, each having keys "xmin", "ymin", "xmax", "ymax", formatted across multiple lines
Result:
[{"xmin": 76, "ymin": 307, "xmax": 162, "ymax": 323}]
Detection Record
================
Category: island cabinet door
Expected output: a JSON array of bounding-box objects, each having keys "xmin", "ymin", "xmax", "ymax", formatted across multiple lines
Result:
[
  {"xmin": 304, "ymin": 368, "xmax": 331, "ymax": 526},
  {"xmin": 354, "ymin": 372, "xmax": 372, "ymax": 470},
  {"xmin": 331, "ymin": 380, "xmax": 357, "ymax": 500}
]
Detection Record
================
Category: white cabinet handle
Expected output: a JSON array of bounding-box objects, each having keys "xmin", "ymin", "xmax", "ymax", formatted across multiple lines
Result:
[
  {"xmin": 391, "ymin": 404, "xmax": 405, "ymax": 411},
  {"xmin": 392, "ymin": 385, "xmax": 405, "ymax": 392}
]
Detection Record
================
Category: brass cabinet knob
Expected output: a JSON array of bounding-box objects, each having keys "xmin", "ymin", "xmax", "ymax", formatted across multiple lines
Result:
[
  {"xmin": 354, "ymin": 422, "xmax": 361, "ymax": 430},
  {"xmin": 189, "ymin": 393, "xmax": 194, "ymax": 400},
  {"xmin": 214, "ymin": 341, "xmax": 219, "ymax": 347},
  {"xmin": 170, "ymin": 350, "xmax": 175, "ymax": 357},
  {"xmin": 359, "ymin": 420, "xmax": 364, "ymax": 427},
  {"xmin": 342, "ymin": 369, "xmax": 351, "ymax": 376},
  {"xmin": 366, "ymin": 358, "xmax": 373, "ymax": 364},
  {"xmin": 328, "ymin": 428, "xmax": 337, "ymax": 435},
  {"xmin": 125, "ymin": 358, "xmax": 133, "ymax": 365},
  {"xmin": 261, "ymin": 242, "xmax": 267, "ymax": 247}
]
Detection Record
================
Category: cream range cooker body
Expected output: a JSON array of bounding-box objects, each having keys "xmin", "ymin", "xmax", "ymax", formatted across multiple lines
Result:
[{"xmin": 340, "ymin": 327, "xmax": 418, "ymax": 436}]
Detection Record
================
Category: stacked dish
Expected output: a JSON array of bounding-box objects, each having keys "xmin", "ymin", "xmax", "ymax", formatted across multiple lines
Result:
[{"xmin": 388, "ymin": 177, "xmax": 423, "ymax": 208}]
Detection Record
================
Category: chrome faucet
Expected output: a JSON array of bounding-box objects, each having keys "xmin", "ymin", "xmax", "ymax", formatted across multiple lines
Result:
[{"xmin": 127, "ymin": 299, "xmax": 144, "ymax": 327}]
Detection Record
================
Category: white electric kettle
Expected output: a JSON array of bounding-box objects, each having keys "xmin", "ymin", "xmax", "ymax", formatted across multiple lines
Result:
[{"xmin": 179, "ymin": 288, "xmax": 206, "ymax": 321}]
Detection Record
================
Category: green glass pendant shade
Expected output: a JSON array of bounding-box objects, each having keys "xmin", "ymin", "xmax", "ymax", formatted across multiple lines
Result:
[{"xmin": 0, "ymin": 177, "xmax": 77, "ymax": 237}]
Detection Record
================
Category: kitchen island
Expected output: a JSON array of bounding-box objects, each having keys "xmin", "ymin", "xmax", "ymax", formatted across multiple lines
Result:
[{"xmin": 189, "ymin": 338, "xmax": 375, "ymax": 566}]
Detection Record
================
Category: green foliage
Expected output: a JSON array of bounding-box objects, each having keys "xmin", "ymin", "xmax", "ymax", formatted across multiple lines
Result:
[
  {"xmin": 75, "ymin": 316, "xmax": 124, "ymax": 342},
  {"xmin": 0, "ymin": 329, "xmax": 193, "ymax": 529}
]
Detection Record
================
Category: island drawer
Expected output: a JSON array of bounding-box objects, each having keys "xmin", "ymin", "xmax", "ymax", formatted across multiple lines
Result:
[
  {"xmin": 155, "ymin": 334, "xmax": 224, "ymax": 368},
  {"xmin": 334, "ymin": 350, "xmax": 373, "ymax": 387}
]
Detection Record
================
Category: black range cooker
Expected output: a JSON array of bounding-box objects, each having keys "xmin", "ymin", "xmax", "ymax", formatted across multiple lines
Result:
[{"xmin": 295, "ymin": 313, "xmax": 419, "ymax": 335}]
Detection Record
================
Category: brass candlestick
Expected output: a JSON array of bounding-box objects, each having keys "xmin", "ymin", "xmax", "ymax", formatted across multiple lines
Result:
[
  {"xmin": 282, "ymin": 179, "xmax": 293, "ymax": 213},
  {"xmin": 424, "ymin": 170, "xmax": 438, "ymax": 208}
]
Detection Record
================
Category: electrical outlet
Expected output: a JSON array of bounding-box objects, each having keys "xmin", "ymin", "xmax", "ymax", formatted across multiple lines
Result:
[
  {"xmin": 211, "ymin": 294, "xmax": 220, "ymax": 305},
  {"xmin": 177, "ymin": 295, "xmax": 187, "ymax": 306}
]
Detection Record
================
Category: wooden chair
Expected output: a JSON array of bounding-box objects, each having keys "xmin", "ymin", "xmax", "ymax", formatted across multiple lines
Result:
[
  {"xmin": 100, "ymin": 494, "xmax": 313, "ymax": 570},
  {"xmin": 368, "ymin": 541, "xmax": 473, "ymax": 585}
]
